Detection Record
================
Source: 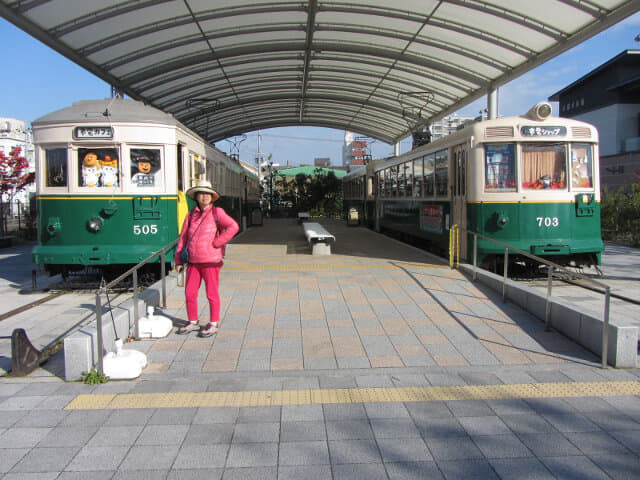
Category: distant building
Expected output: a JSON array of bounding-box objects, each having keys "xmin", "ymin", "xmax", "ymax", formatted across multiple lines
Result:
[
  {"xmin": 314, "ymin": 157, "xmax": 331, "ymax": 167},
  {"xmin": 430, "ymin": 116, "xmax": 474, "ymax": 141},
  {"xmin": 549, "ymin": 50, "xmax": 640, "ymax": 191},
  {"xmin": 342, "ymin": 131, "xmax": 370, "ymax": 167},
  {"xmin": 0, "ymin": 117, "xmax": 35, "ymax": 213}
]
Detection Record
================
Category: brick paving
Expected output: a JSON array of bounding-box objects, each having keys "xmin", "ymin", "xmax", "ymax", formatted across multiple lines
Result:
[{"xmin": 1, "ymin": 218, "xmax": 639, "ymax": 479}]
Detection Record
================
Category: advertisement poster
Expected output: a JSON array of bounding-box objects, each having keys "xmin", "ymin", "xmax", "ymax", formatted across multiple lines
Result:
[{"xmin": 420, "ymin": 204, "xmax": 442, "ymax": 233}]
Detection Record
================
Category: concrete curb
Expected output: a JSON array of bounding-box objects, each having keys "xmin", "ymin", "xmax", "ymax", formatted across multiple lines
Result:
[
  {"xmin": 63, "ymin": 273, "xmax": 179, "ymax": 381},
  {"xmin": 458, "ymin": 264, "xmax": 638, "ymax": 368}
]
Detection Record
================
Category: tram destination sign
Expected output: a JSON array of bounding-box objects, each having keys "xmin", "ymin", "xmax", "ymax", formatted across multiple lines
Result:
[
  {"xmin": 520, "ymin": 126, "xmax": 566, "ymax": 137},
  {"xmin": 73, "ymin": 126, "xmax": 113, "ymax": 139}
]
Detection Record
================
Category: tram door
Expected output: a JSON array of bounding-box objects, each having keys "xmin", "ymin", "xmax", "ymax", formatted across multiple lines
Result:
[{"xmin": 451, "ymin": 143, "xmax": 468, "ymax": 260}]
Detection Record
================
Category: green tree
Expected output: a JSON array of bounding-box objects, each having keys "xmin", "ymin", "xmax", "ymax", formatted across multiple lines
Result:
[{"xmin": 601, "ymin": 184, "xmax": 640, "ymax": 247}]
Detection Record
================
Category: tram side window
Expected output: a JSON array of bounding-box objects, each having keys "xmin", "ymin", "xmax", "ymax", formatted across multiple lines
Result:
[
  {"xmin": 424, "ymin": 154, "xmax": 434, "ymax": 196},
  {"xmin": 384, "ymin": 169, "xmax": 391, "ymax": 197},
  {"xmin": 435, "ymin": 150, "xmax": 448, "ymax": 196},
  {"xmin": 78, "ymin": 148, "xmax": 119, "ymax": 188},
  {"xmin": 130, "ymin": 148, "xmax": 162, "ymax": 188},
  {"xmin": 390, "ymin": 165, "xmax": 398, "ymax": 197},
  {"xmin": 397, "ymin": 164, "xmax": 406, "ymax": 197},
  {"xmin": 405, "ymin": 162, "xmax": 413, "ymax": 197},
  {"xmin": 45, "ymin": 148, "xmax": 67, "ymax": 187},
  {"xmin": 521, "ymin": 143, "xmax": 566, "ymax": 190},
  {"xmin": 413, "ymin": 158, "xmax": 423, "ymax": 197},
  {"xmin": 484, "ymin": 144, "xmax": 516, "ymax": 191},
  {"xmin": 570, "ymin": 144, "xmax": 593, "ymax": 189}
]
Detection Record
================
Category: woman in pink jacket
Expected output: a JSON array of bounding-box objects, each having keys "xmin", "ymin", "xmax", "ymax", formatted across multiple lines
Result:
[{"xmin": 175, "ymin": 181, "xmax": 239, "ymax": 337}]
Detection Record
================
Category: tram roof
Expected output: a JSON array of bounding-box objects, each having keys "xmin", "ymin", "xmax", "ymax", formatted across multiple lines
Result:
[{"xmin": 3, "ymin": 0, "xmax": 639, "ymax": 144}]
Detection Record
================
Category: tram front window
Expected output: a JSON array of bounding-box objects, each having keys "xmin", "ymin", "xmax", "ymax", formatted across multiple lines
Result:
[
  {"xmin": 78, "ymin": 147, "xmax": 119, "ymax": 188},
  {"xmin": 521, "ymin": 143, "xmax": 566, "ymax": 190},
  {"xmin": 484, "ymin": 144, "xmax": 516, "ymax": 191},
  {"xmin": 45, "ymin": 147, "xmax": 67, "ymax": 187},
  {"xmin": 570, "ymin": 144, "xmax": 593, "ymax": 189}
]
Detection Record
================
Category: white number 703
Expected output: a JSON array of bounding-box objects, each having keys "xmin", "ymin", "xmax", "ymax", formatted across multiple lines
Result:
[{"xmin": 536, "ymin": 217, "xmax": 559, "ymax": 227}]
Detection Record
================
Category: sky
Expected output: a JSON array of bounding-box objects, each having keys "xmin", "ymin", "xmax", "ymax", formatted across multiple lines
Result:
[{"xmin": 1, "ymin": 11, "xmax": 640, "ymax": 166}]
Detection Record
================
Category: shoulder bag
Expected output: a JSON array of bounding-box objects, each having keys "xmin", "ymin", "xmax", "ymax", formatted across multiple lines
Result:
[{"xmin": 179, "ymin": 211, "xmax": 206, "ymax": 264}]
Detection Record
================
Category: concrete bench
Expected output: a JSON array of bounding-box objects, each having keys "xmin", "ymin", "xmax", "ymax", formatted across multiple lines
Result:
[
  {"xmin": 297, "ymin": 212, "xmax": 311, "ymax": 223},
  {"xmin": 303, "ymin": 222, "xmax": 335, "ymax": 255}
]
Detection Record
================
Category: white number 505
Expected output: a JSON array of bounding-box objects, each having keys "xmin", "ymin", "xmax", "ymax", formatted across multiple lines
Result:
[
  {"xmin": 133, "ymin": 224, "xmax": 158, "ymax": 235},
  {"xmin": 536, "ymin": 217, "xmax": 559, "ymax": 227}
]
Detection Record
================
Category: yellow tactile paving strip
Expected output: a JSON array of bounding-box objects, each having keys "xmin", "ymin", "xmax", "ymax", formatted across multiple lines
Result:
[{"xmin": 65, "ymin": 381, "xmax": 640, "ymax": 410}]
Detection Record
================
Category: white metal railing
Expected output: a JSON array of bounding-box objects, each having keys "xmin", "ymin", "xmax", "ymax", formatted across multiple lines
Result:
[
  {"xmin": 449, "ymin": 225, "xmax": 611, "ymax": 369},
  {"xmin": 94, "ymin": 238, "xmax": 178, "ymax": 374}
]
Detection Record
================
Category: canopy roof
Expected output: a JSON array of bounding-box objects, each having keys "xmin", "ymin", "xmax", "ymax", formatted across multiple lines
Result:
[{"xmin": 2, "ymin": 0, "xmax": 639, "ymax": 144}]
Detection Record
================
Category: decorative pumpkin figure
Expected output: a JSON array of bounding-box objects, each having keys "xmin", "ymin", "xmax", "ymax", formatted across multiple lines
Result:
[
  {"xmin": 100, "ymin": 156, "xmax": 119, "ymax": 187},
  {"xmin": 131, "ymin": 157, "xmax": 155, "ymax": 187},
  {"xmin": 82, "ymin": 152, "xmax": 102, "ymax": 187}
]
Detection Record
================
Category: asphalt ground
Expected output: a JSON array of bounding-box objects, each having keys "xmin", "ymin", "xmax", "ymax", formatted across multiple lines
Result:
[{"xmin": 1, "ymin": 219, "xmax": 639, "ymax": 479}]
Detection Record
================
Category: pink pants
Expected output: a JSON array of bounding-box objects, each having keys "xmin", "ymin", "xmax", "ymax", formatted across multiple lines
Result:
[{"xmin": 185, "ymin": 263, "xmax": 221, "ymax": 325}]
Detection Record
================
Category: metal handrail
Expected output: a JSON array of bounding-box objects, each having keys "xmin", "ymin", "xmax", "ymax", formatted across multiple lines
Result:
[
  {"xmin": 95, "ymin": 238, "xmax": 179, "ymax": 373},
  {"xmin": 449, "ymin": 225, "xmax": 611, "ymax": 369}
]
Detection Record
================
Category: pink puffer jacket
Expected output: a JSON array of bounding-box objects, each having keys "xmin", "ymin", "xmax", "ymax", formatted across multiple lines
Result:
[{"xmin": 174, "ymin": 205, "xmax": 239, "ymax": 265}]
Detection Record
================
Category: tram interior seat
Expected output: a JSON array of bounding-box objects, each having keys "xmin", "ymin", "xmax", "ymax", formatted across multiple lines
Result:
[{"xmin": 302, "ymin": 222, "xmax": 335, "ymax": 255}]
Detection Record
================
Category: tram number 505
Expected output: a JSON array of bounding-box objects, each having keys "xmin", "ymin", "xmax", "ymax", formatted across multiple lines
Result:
[
  {"xmin": 133, "ymin": 224, "xmax": 158, "ymax": 235},
  {"xmin": 536, "ymin": 217, "xmax": 559, "ymax": 227}
]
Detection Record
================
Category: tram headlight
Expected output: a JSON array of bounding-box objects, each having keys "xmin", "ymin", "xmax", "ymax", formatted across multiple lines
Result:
[
  {"xmin": 87, "ymin": 216, "xmax": 104, "ymax": 233},
  {"xmin": 46, "ymin": 217, "xmax": 61, "ymax": 236},
  {"xmin": 496, "ymin": 214, "xmax": 509, "ymax": 229}
]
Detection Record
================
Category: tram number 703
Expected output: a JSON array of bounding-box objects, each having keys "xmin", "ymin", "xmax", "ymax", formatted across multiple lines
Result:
[
  {"xmin": 133, "ymin": 224, "xmax": 158, "ymax": 235},
  {"xmin": 536, "ymin": 217, "xmax": 559, "ymax": 228}
]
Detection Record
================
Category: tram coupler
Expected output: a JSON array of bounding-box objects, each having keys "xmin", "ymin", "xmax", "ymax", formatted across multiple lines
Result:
[{"xmin": 9, "ymin": 328, "xmax": 44, "ymax": 377}]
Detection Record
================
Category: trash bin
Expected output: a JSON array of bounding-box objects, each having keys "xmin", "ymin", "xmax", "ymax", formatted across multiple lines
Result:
[
  {"xmin": 348, "ymin": 207, "xmax": 359, "ymax": 226},
  {"xmin": 251, "ymin": 208, "xmax": 263, "ymax": 226}
]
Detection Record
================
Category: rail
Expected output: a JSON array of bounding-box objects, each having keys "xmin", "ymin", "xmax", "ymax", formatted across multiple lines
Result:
[
  {"xmin": 449, "ymin": 225, "xmax": 611, "ymax": 369},
  {"xmin": 95, "ymin": 238, "xmax": 178, "ymax": 374}
]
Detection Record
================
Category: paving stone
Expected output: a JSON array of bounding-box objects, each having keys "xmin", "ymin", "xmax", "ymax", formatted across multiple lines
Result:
[
  {"xmin": 377, "ymin": 437, "xmax": 432, "ymax": 463},
  {"xmin": 183, "ymin": 423, "xmax": 234, "ymax": 445},
  {"xmin": 0, "ymin": 448, "xmax": 30, "ymax": 473},
  {"xmin": 458, "ymin": 416, "xmax": 511, "ymax": 436},
  {"xmin": 332, "ymin": 462, "xmax": 388, "ymax": 480},
  {"xmin": 517, "ymin": 432, "xmax": 583, "ymax": 457},
  {"xmin": 489, "ymin": 458, "xmax": 555, "ymax": 480},
  {"xmin": 328, "ymin": 439, "xmax": 383, "ymax": 464},
  {"xmin": 370, "ymin": 418, "xmax": 421, "ymax": 438},
  {"xmin": 590, "ymin": 453, "xmax": 640, "ymax": 480},
  {"xmin": 278, "ymin": 440, "xmax": 330, "ymax": 465},
  {"xmin": 119, "ymin": 445, "xmax": 180, "ymax": 471},
  {"xmin": 225, "ymin": 442, "xmax": 278, "ymax": 468},
  {"xmin": 11, "ymin": 446, "xmax": 81, "ymax": 473},
  {"xmin": 541, "ymin": 456, "xmax": 610, "ymax": 480},
  {"xmin": 38, "ymin": 425, "xmax": 99, "ymax": 447},
  {"xmin": 425, "ymin": 435, "xmax": 484, "ymax": 460},
  {"xmin": 563, "ymin": 431, "xmax": 632, "ymax": 456},
  {"xmin": 281, "ymin": 421, "xmax": 327, "ymax": 442},
  {"xmin": 278, "ymin": 465, "xmax": 332, "ymax": 480},
  {"xmin": 65, "ymin": 445, "xmax": 129, "ymax": 471},
  {"xmin": 232, "ymin": 422, "xmax": 280, "ymax": 443},
  {"xmin": 172, "ymin": 444, "xmax": 229, "ymax": 469},
  {"xmin": 136, "ymin": 424, "xmax": 189, "ymax": 445},
  {"xmin": 472, "ymin": 433, "xmax": 533, "ymax": 458},
  {"xmin": 86, "ymin": 425, "xmax": 144, "ymax": 447},
  {"xmin": 436, "ymin": 458, "xmax": 500, "ymax": 479}
]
